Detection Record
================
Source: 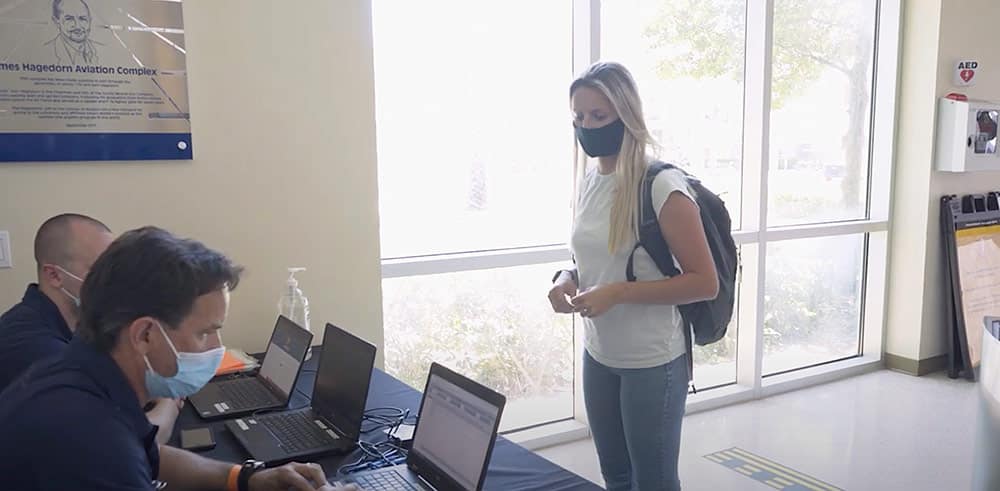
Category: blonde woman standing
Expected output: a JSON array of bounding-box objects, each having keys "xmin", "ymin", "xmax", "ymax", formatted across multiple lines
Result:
[{"xmin": 548, "ymin": 62, "xmax": 718, "ymax": 491}]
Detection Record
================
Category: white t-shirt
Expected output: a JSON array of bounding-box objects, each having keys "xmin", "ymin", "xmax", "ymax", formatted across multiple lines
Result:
[{"xmin": 570, "ymin": 166, "xmax": 694, "ymax": 369}]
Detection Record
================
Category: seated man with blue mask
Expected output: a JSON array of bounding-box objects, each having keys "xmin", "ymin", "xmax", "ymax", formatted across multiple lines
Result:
[
  {"xmin": 0, "ymin": 214, "xmax": 183, "ymax": 444},
  {"xmin": 0, "ymin": 226, "xmax": 356, "ymax": 491}
]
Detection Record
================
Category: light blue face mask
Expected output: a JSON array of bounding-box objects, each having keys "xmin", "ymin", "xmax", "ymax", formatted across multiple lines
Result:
[{"xmin": 144, "ymin": 322, "xmax": 225, "ymax": 399}]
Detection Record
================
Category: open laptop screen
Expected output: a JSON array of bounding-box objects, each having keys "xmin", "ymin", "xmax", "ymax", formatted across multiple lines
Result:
[
  {"xmin": 312, "ymin": 323, "xmax": 376, "ymax": 441},
  {"xmin": 258, "ymin": 316, "xmax": 311, "ymax": 399},
  {"xmin": 411, "ymin": 373, "xmax": 501, "ymax": 491}
]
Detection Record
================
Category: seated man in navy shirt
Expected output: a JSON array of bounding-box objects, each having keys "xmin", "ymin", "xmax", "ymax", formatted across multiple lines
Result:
[
  {"xmin": 0, "ymin": 226, "xmax": 356, "ymax": 491},
  {"xmin": 0, "ymin": 213, "xmax": 113, "ymax": 391},
  {"xmin": 0, "ymin": 213, "xmax": 180, "ymax": 443}
]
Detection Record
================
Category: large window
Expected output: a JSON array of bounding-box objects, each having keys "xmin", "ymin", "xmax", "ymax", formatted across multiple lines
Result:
[
  {"xmin": 602, "ymin": 0, "xmax": 746, "ymax": 229},
  {"xmin": 768, "ymin": 0, "xmax": 876, "ymax": 227},
  {"xmin": 374, "ymin": 0, "xmax": 897, "ymax": 433},
  {"xmin": 763, "ymin": 235, "xmax": 865, "ymax": 375},
  {"xmin": 374, "ymin": 1, "xmax": 572, "ymax": 260},
  {"xmin": 373, "ymin": 0, "xmax": 576, "ymax": 432},
  {"xmin": 601, "ymin": 0, "xmax": 747, "ymax": 389},
  {"xmin": 381, "ymin": 263, "xmax": 574, "ymax": 432}
]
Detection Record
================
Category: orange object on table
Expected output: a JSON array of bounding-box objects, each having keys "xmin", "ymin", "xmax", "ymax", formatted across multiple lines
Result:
[{"xmin": 215, "ymin": 349, "xmax": 258, "ymax": 376}]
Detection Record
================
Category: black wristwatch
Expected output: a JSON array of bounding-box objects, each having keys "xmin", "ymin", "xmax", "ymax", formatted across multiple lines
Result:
[{"xmin": 238, "ymin": 459, "xmax": 266, "ymax": 491}]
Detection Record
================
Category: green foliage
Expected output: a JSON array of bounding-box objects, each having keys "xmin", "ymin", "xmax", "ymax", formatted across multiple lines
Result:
[
  {"xmin": 693, "ymin": 326, "xmax": 737, "ymax": 365},
  {"xmin": 770, "ymin": 194, "xmax": 834, "ymax": 222},
  {"xmin": 643, "ymin": 0, "xmax": 867, "ymax": 108},
  {"xmin": 643, "ymin": 0, "xmax": 747, "ymax": 82},
  {"xmin": 383, "ymin": 272, "xmax": 574, "ymax": 399},
  {"xmin": 764, "ymin": 237, "xmax": 861, "ymax": 354}
]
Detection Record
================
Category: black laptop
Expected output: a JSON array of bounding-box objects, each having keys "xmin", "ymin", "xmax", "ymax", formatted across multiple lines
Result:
[
  {"xmin": 225, "ymin": 322, "xmax": 377, "ymax": 464},
  {"xmin": 188, "ymin": 315, "xmax": 312, "ymax": 420},
  {"xmin": 333, "ymin": 363, "xmax": 506, "ymax": 491}
]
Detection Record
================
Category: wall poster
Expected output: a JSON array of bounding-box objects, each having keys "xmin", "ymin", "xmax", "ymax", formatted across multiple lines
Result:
[{"xmin": 0, "ymin": 0, "xmax": 191, "ymax": 162}]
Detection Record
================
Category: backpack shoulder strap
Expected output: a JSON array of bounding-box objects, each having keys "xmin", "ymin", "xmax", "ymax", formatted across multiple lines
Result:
[
  {"xmin": 634, "ymin": 162, "xmax": 697, "ymax": 389},
  {"xmin": 626, "ymin": 162, "xmax": 682, "ymax": 282}
]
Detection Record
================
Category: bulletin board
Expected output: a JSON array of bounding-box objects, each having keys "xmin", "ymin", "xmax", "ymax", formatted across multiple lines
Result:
[{"xmin": 943, "ymin": 193, "xmax": 1000, "ymax": 380}]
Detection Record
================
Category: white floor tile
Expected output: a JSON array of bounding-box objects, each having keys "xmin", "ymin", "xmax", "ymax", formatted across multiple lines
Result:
[{"xmin": 536, "ymin": 370, "xmax": 978, "ymax": 491}]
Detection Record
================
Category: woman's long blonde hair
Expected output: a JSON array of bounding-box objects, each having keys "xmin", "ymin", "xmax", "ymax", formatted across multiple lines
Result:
[{"xmin": 571, "ymin": 61, "xmax": 656, "ymax": 254}]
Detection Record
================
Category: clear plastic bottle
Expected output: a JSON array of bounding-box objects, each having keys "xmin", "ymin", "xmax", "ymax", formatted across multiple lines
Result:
[{"xmin": 278, "ymin": 267, "xmax": 312, "ymax": 358}]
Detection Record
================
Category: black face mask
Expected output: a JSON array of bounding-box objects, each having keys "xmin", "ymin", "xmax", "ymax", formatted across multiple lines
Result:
[{"xmin": 575, "ymin": 118, "xmax": 625, "ymax": 157}]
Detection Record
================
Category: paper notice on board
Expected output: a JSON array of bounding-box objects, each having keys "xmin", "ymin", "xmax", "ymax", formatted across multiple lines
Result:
[{"xmin": 955, "ymin": 225, "xmax": 1000, "ymax": 367}]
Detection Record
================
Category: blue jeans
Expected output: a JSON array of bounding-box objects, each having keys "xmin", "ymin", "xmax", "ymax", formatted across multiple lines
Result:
[{"xmin": 583, "ymin": 350, "xmax": 688, "ymax": 491}]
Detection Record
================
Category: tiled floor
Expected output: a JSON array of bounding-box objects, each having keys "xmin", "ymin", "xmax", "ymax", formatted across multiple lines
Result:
[{"xmin": 536, "ymin": 370, "xmax": 978, "ymax": 490}]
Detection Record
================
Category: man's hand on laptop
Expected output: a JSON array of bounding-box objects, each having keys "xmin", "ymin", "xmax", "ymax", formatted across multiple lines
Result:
[
  {"xmin": 324, "ymin": 484, "xmax": 360, "ymax": 491},
  {"xmin": 248, "ymin": 461, "xmax": 359, "ymax": 491},
  {"xmin": 327, "ymin": 481, "xmax": 360, "ymax": 490}
]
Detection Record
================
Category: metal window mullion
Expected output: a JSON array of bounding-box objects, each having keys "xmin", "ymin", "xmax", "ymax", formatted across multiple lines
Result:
[
  {"xmin": 381, "ymin": 245, "xmax": 571, "ymax": 278},
  {"xmin": 861, "ymin": 0, "xmax": 901, "ymax": 362},
  {"xmin": 736, "ymin": 0, "xmax": 774, "ymax": 394},
  {"xmin": 570, "ymin": 0, "xmax": 600, "ymax": 429},
  {"xmin": 762, "ymin": 219, "xmax": 888, "ymax": 242},
  {"xmin": 868, "ymin": 0, "xmax": 901, "ymax": 223}
]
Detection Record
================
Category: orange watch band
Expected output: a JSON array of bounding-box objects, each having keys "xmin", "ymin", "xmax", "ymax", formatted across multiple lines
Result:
[{"xmin": 226, "ymin": 464, "xmax": 241, "ymax": 491}]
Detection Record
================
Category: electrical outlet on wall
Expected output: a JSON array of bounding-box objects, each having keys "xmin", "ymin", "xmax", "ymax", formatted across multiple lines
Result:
[{"xmin": 0, "ymin": 231, "xmax": 11, "ymax": 268}]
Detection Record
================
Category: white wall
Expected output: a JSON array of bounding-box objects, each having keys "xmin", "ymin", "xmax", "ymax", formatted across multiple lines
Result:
[
  {"xmin": 885, "ymin": 0, "xmax": 942, "ymax": 361},
  {"xmin": 0, "ymin": 0, "xmax": 385, "ymax": 360},
  {"xmin": 886, "ymin": 0, "xmax": 1000, "ymax": 363}
]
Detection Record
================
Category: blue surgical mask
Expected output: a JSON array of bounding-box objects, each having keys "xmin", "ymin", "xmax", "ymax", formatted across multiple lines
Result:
[
  {"xmin": 144, "ymin": 322, "xmax": 225, "ymax": 399},
  {"xmin": 53, "ymin": 265, "xmax": 84, "ymax": 308}
]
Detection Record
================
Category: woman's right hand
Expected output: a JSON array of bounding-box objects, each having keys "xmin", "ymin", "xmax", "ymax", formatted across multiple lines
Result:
[{"xmin": 548, "ymin": 272, "xmax": 578, "ymax": 314}]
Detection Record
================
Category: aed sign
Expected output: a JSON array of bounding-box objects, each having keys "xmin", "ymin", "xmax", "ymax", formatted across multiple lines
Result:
[{"xmin": 955, "ymin": 60, "xmax": 980, "ymax": 87}]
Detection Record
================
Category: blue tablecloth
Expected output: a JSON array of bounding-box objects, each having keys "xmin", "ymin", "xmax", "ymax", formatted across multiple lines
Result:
[{"xmin": 172, "ymin": 352, "xmax": 601, "ymax": 491}]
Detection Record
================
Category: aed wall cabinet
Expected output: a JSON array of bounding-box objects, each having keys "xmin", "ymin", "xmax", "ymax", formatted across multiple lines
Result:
[{"xmin": 936, "ymin": 98, "xmax": 1000, "ymax": 172}]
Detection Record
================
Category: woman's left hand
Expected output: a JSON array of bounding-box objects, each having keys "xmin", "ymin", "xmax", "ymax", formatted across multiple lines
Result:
[{"xmin": 571, "ymin": 283, "xmax": 624, "ymax": 318}]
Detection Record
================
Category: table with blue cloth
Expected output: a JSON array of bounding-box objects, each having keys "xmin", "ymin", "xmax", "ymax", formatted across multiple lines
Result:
[{"xmin": 171, "ymin": 350, "xmax": 600, "ymax": 491}]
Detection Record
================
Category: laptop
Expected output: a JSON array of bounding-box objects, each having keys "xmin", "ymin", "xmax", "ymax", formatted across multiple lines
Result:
[
  {"xmin": 225, "ymin": 322, "xmax": 377, "ymax": 464},
  {"xmin": 333, "ymin": 362, "xmax": 506, "ymax": 491},
  {"xmin": 188, "ymin": 315, "xmax": 312, "ymax": 420}
]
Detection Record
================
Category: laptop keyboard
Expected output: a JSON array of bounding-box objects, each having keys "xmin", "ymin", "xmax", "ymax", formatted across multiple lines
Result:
[
  {"xmin": 218, "ymin": 378, "xmax": 279, "ymax": 410},
  {"xmin": 258, "ymin": 411, "xmax": 336, "ymax": 454},
  {"xmin": 351, "ymin": 470, "xmax": 418, "ymax": 490}
]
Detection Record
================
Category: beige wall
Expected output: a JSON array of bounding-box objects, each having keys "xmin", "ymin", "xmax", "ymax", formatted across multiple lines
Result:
[
  {"xmin": 886, "ymin": 0, "xmax": 1000, "ymax": 363},
  {"xmin": 885, "ymin": 0, "xmax": 942, "ymax": 361},
  {"xmin": 923, "ymin": 0, "xmax": 1000, "ymax": 358},
  {"xmin": 0, "ymin": 0, "xmax": 385, "ymax": 360}
]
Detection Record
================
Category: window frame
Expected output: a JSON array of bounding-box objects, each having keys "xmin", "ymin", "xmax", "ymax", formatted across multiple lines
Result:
[{"xmin": 375, "ymin": 0, "xmax": 901, "ymax": 444}]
